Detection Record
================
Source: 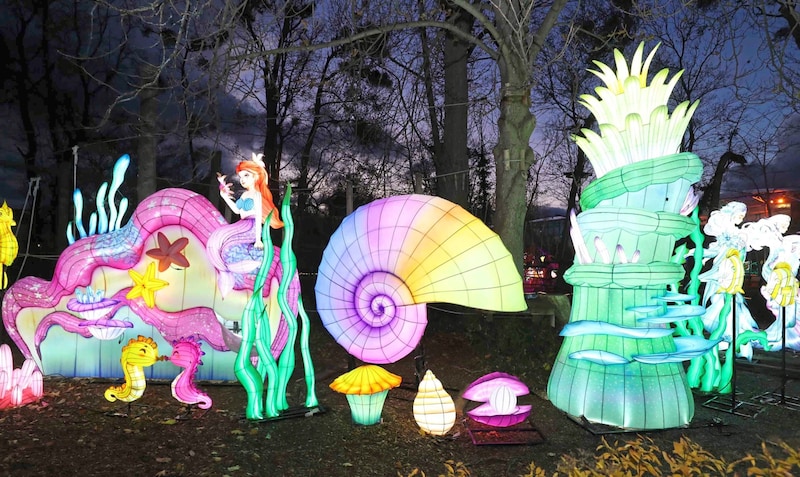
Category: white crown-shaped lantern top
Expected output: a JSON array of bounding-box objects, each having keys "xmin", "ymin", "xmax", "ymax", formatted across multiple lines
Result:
[{"xmin": 574, "ymin": 42, "xmax": 699, "ymax": 178}]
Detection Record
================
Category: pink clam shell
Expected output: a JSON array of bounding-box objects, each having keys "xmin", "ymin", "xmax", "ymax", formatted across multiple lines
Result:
[
  {"xmin": 462, "ymin": 372, "xmax": 530, "ymax": 402},
  {"xmin": 467, "ymin": 403, "xmax": 532, "ymax": 428}
]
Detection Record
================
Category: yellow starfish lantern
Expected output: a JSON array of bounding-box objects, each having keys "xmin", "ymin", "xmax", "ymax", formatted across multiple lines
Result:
[{"xmin": 126, "ymin": 262, "xmax": 169, "ymax": 308}]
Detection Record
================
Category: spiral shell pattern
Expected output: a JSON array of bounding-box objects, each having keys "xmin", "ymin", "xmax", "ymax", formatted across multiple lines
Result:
[{"xmin": 315, "ymin": 195, "xmax": 526, "ymax": 364}]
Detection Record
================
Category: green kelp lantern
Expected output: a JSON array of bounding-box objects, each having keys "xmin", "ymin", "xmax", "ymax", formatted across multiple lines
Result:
[
  {"xmin": 330, "ymin": 365, "xmax": 401, "ymax": 425},
  {"xmin": 547, "ymin": 42, "xmax": 717, "ymax": 430}
]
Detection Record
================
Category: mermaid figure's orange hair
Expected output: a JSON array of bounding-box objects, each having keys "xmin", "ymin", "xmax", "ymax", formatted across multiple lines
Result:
[{"xmin": 236, "ymin": 155, "xmax": 283, "ymax": 229}]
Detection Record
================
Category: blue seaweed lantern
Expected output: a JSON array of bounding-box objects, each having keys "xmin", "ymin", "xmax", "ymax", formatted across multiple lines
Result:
[{"xmin": 67, "ymin": 154, "xmax": 130, "ymax": 244}]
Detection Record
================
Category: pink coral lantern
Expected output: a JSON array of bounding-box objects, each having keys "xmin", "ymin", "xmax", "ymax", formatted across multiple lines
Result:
[{"xmin": 0, "ymin": 344, "xmax": 43, "ymax": 409}]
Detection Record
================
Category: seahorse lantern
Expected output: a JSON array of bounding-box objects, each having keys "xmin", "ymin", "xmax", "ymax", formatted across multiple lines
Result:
[
  {"xmin": 547, "ymin": 43, "xmax": 717, "ymax": 429},
  {"xmin": 168, "ymin": 337, "xmax": 212, "ymax": 409},
  {"xmin": 105, "ymin": 335, "xmax": 162, "ymax": 403},
  {"xmin": 0, "ymin": 201, "xmax": 19, "ymax": 289}
]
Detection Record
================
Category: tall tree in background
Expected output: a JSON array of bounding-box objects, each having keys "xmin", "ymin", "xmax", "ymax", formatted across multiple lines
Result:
[
  {"xmin": 485, "ymin": 0, "xmax": 567, "ymax": 273},
  {"xmin": 7, "ymin": 0, "xmax": 798, "ymax": 263},
  {"xmin": 437, "ymin": 3, "xmax": 473, "ymax": 208},
  {"xmin": 644, "ymin": 3, "xmax": 757, "ymax": 216},
  {"xmin": 229, "ymin": 0, "xmax": 569, "ymax": 271},
  {"xmin": 3, "ymin": 0, "xmax": 130, "ymax": 247},
  {"xmin": 531, "ymin": 0, "xmax": 640, "ymax": 280},
  {"xmin": 753, "ymin": 0, "xmax": 800, "ymax": 110},
  {"xmin": 235, "ymin": 1, "xmax": 315, "ymax": 193}
]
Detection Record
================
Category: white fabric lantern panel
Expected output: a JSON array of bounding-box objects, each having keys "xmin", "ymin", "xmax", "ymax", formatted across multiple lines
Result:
[{"xmin": 413, "ymin": 370, "xmax": 456, "ymax": 436}]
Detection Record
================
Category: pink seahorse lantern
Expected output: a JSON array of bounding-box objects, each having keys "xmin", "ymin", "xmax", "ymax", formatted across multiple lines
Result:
[{"xmin": 167, "ymin": 337, "xmax": 212, "ymax": 410}]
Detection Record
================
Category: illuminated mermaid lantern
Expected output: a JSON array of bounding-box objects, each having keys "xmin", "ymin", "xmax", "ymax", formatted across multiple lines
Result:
[
  {"xmin": 210, "ymin": 153, "xmax": 284, "ymax": 297},
  {"xmin": 1, "ymin": 154, "xmax": 300, "ymax": 382},
  {"xmin": 315, "ymin": 194, "xmax": 526, "ymax": 364},
  {"xmin": 547, "ymin": 43, "xmax": 717, "ymax": 429}
]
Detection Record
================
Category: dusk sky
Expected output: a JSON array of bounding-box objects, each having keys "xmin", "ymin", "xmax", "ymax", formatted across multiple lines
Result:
[{"xmin": 2, "ymin": 2, "xmax": 799, "ymax": 218}]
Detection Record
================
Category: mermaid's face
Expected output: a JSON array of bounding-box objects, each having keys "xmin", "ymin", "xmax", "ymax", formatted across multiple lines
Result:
[{"xmin": 238, "ymin": 170, "xmax": 255, "ymax": 190}]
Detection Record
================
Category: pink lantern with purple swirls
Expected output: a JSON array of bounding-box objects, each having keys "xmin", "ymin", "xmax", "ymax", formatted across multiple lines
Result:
[
  {"xmin": 2, "ymin": 186, "xmax": 299, "ymax": 380},
  {"xmin": 315, "ymin": 195, "xmax": 527, "ymax": 364}
]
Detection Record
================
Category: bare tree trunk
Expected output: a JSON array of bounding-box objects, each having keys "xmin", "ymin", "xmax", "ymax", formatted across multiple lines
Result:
[
  {"xmin": 298, "ymin": 53, "xmax": 334, "ymax": 214},
  {"xmin": 556, "ymin": 147, "xmax": 588, "ymax": 285},
  {"xmin": 55, "ymin": 159, "xmax": 72, "ymax": 249},
  {"xmin": 136, "ymin": 63, "xmax": 159, "ymax": 203},
  {"xmin": 778, "ymin": 0, "xmax": 800, "ymax": 49},
  {"xmin": 556, "ymin": 116, "xmax": 594, "ymax": 282},
  {"xmin": 699, "ymin": 150, "xmax": 746, "ymax": 217},
  {"xmin": 207, "ymin": 150, "xmax": 222, "ymax": 209},
  {"xmin": 263, "ymin": 77, "xmax": 281, "ymax": 192},
  {"xmin": 491, "ymin": 0, "xmax": 567, "ymax": 276},
  {"xmin": 437, "ymin": 10, "xmax": 473, "ymax": 209},
  {"xmin": 492, "ymin": 79, "xmax": 535, "ymax": 276},
  {"xmin": 11, "ymin": 22, "xmax": 38, "ymax": 182}
]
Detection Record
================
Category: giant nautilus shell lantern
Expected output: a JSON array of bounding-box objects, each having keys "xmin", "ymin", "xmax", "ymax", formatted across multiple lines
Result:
[{"xmin": 315, "ymin": 195, "xmax": 526, "ymax": 364}]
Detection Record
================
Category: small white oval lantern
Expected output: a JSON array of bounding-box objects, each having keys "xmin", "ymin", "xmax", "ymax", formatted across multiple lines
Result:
[{"xmin": 413, "ymin": 370, "xmax": 456, "ymax": 436}]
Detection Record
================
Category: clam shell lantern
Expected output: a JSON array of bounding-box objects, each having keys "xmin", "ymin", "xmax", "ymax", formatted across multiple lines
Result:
[
  {"xmin": 330, "ymin": 365, "xmax": 402, "ymax": 425},
  {"xmin": 413, "ymin": 370, "xmax": 456, "ymax": 436},
  {"xmin": 462, "ymin": 372, "xmax": 531, "ymax": 428}
]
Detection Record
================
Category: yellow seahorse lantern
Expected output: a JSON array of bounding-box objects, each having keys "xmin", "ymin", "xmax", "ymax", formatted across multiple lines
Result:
[
  {"xmin": 104, "ymin": 335, "xmax": 162, "ymax": 403},
  {"xmin": 0, "ymin": 201, "xmax": 19, "ymax": 289}
]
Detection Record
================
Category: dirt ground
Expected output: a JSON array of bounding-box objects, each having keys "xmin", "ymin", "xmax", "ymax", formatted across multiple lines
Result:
[{"xmin": 2, "ymin": 302, "xmax": 800, "ymax": 477}]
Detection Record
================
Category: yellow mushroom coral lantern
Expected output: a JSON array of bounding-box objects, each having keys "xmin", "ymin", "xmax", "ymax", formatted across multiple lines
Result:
[
  {"xmin": 413, "ymin": 370, "xmax": 456, "ymax": 436},
  {"xmin": 330, "ymin": 365, "xmax": 402, "ymax": 425}
]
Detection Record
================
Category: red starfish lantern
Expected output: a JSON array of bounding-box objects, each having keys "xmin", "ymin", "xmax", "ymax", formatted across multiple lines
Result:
[{"xmin": 146, "ymin": 232, "xmax": 190, "ymax": 272}]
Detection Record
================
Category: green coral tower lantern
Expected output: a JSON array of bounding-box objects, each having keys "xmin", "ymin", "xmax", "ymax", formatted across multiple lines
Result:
[{"xmin": 547, "ymin": 43, "xmax": 715, "ymax": 429}]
